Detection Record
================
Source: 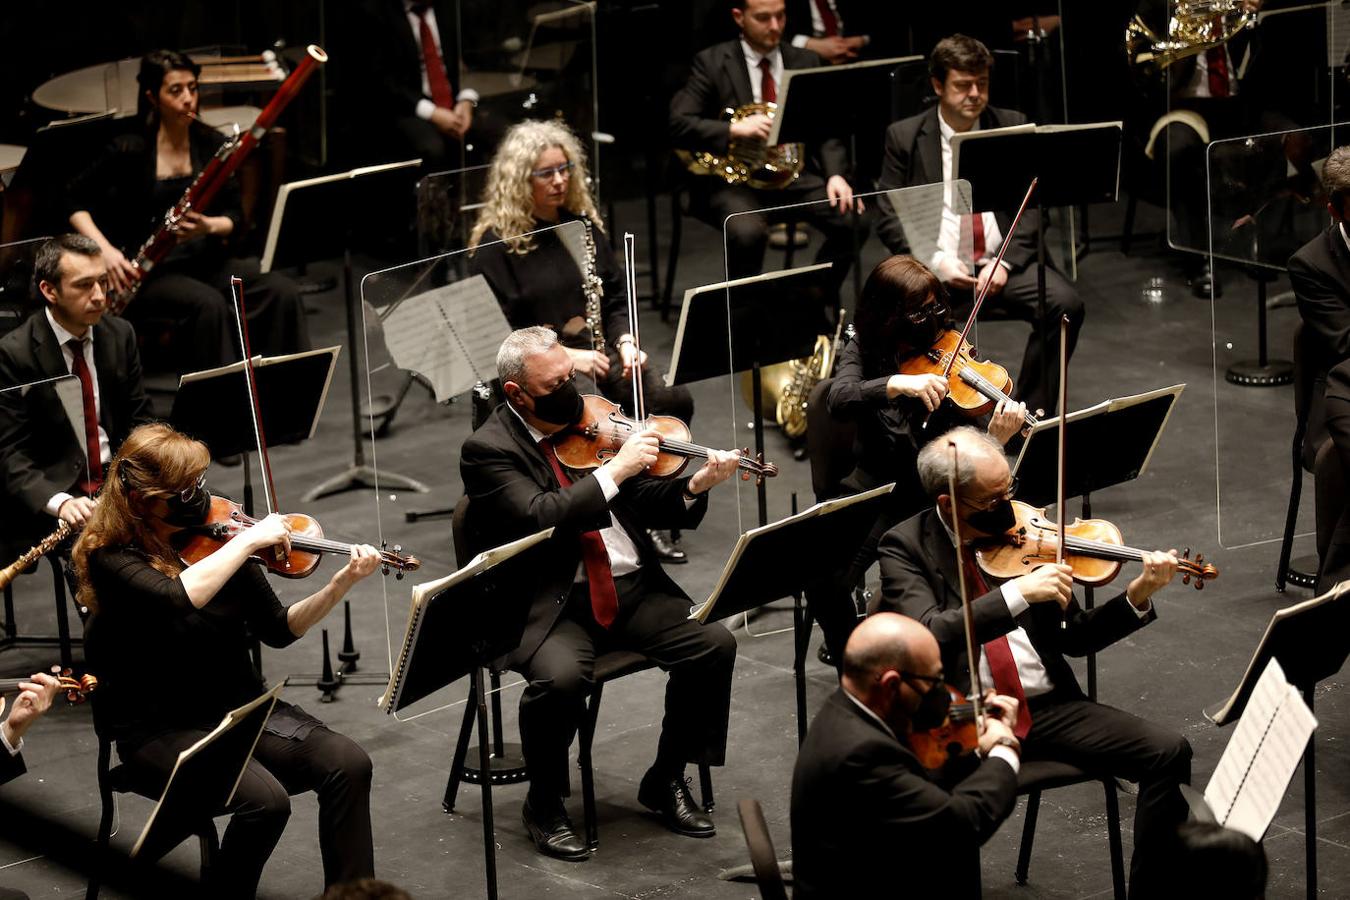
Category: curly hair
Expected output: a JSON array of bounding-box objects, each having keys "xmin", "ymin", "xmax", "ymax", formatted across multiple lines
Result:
[
  {"xmin": 72, "ymin": 423, "xmax": 211, "ymax": 613},
  {"xmin": 468, "ymin": 119, "xmax": 603, "ymax": 255}
]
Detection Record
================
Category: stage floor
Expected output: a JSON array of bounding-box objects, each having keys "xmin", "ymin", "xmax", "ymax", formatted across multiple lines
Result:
[{"xmin": 0, "ymin": 195, "xmax": 1343, "ymax": 899}]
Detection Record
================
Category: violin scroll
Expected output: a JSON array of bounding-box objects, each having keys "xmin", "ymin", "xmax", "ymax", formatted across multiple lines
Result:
[{"xmin": 1179, "ymin": 547, "xmax": 1219, "ymax": 590}]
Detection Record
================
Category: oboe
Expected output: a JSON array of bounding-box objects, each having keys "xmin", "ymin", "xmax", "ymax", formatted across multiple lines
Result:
[{"xmin": 0, "ymin": 521, "xmax": 72, "ymax": 592}]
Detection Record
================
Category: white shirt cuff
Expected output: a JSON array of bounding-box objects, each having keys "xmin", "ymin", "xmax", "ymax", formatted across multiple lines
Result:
[
  {"xmin": 456, "ymin": 88, "xmax": 479, "ymax": 105},
  {"xmin": 791, "ymin": 34, "xmax": 810, "ymax": 49},
  {"xmin": 415, "ymin": 98, "xmax": 436, "ymax": 121},
  {"xmin": 1128, "ymin": 595, "xmax": 1153, "ymax": 618},
  {"xmin": 593, "ymin": 467, "xmax": 619, "ymax": 501},
  {"xmin": 987, "ymin": 745, "xmax": 1020, "ymax": 773},
  {"xmin": 928, "ymin": 248, "xmax": 948, "ymax": 273},
  {"xmin": 997, "ymin": 258, "xmax": 1012, "ymax": 272},
  {"xmin": 1000, "ymin": 581, "xmax": 1029, "ymax": 618},
  {"xmin": 1, "ymin": 725, "xmax": 21, "ymax": 758},
  {"xmin": 45, "ymin": 491, "xmax": 74, "ymax": 518}
]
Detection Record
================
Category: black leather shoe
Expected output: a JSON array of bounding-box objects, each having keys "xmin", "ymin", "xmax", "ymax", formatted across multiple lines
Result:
[
  {"xmin": 638, "ymin": 770, "xmax": 715, "ymax": 838},
  {"xmin": 648, "ymin": 529, "xmax": 688, "ymax": 564},
  {"xmin": 522, "ymin": 799, "xmax": 589, "ymax": 861}
]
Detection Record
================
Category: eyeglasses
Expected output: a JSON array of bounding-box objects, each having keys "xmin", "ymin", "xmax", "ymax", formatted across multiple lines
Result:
[
  {"xmin": 905, "ymin": 300, "xmax": 948, "ymax": 326},
  {"xmin": 529, "ymin": 161, "xmax": 574, "ymax": 181},
  {"xmin": 958, "ymin": 476, "xmax": 1018, "ymax": 512},
  {"xmin": 899, "ymin": 671, "xmax": 945, "ymax": 689},
  {"xmin": 178, "ymin": 472, "xmax": 208, "ymax": 503}
]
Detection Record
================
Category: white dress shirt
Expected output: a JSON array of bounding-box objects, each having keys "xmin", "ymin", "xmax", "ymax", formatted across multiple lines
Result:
[
  {"xmin": 403, "ymin": 1, "xmax": 480, "ymax": 121},
  {"xmin": 1, "ymin": 725, "xmax": 20, "ymax": 758},
  {"xmin": 43, "ymin": 308, "xmax": 108, "ymax": 517},
  {"xmin": 740, "ymin": 40, "xmax": 783, "ymax": 105},
  {"xmin": 1340, "ymin": 222, "xmax": 1349, "ymax": 253},
  {"xmin": 933, "ymin": 109, "xmax": 1007, "ymax": 276},
  {"xmin": 1180, "ymin": 48, "xmax": 1237, "ymax": 99}
]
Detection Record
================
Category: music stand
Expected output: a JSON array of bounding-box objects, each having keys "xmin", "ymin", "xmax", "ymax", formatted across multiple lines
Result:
[
  {"xmin": 381, "ymin": 528, "xmax": 553, "ymax": 900},
  {"xmin": 1011, "ymin": 383, "xmax": 1184, "ymax": 697},
  {"xmin": 258, "ymin": 159, "xmax": 429, "ymax": 501},
  {"xmin": 1202, "ymin": 582, "xmax": 1350, "ymax": 900},
  {"xmin": 667, "ymin": 262, "xmax": 832, "ymax": 526},
  {"xmin": 953, "ymin": 122, "xmax": 1122, "ymax": 398}
]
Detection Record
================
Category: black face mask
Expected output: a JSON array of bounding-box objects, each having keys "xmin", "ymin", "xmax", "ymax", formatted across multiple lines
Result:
[
  {"xmin": 909, "ymin": 682, "xmax": 952, "ymax": 732},
  {"xmin": 967, "ymin": 497, "xmax": 1016, "ymax": 537},
  {"xmin": 162, "ymin": 486, "xmax": 212, "ymax": 527},
  {"xmin": 904, "ymin": 315, "xmax": 945, "ymax": 350},
  {"xmin": 526, "ymin": 377, "xmax": 584, "ymax": 426}
]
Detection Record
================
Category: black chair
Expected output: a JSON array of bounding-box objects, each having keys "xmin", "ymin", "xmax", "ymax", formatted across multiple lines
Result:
[
  {"xmin": 1277, "ymin": 321, "xmax": 1332, "ymax": 590},
  {"xmin": 1313, "ymin": 437, "xmax": 1346, "ymax": 588},
  {"xmin": 0, "ymin": 553, "xmax": 82, "ymax": 669},
  {"xmin": 804, "ymin": 376, "xmax": 855, "ymax": 504},
  {"xmin": 735, "ymin": 798, "xmax": 788, "ymax": 900},
  {"xmin": 1012, "ymin": 760, "xmax": 1126, "ymax": 899}
]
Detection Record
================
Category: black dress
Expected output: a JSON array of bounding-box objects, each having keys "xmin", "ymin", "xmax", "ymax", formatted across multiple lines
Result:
[{"xmin": 471, "ymin": 211, "xmax": 693, "ymax": 421}]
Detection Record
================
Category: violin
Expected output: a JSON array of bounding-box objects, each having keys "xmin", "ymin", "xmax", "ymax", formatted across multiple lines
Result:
[
  {"xmin": 973, "ymin": 499, "xmax": 1218, "ymax": 589},
  {"xmin": 176, "ymin": 495, "xmax": 421, "ymax": 579},
  {"xmin": 552, "ymin": 394, "xmax": 779, "ymax": 483},
  {"xmin": 899, "ymin": 330, "xmax": 1039, "ymax": 428},
  {"xmin": 907, "ymin": 684, "xmax": 979, "ymax": 770},
  {"xmin": 0, "ymin": 666, "xmax": 98, "ymax": 705}
]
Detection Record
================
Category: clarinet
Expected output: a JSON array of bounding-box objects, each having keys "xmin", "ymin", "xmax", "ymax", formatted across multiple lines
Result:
[
  {"xmin": 580, "ymin": 217, "xmax": 607, "ymax": 354},
  {"xmin": 0, "ymin": 521, "xmax": 73, "ymax": 592},
  {"xmin": 108, "ymin": 44, "xmax": 328, "ymax": 314}
]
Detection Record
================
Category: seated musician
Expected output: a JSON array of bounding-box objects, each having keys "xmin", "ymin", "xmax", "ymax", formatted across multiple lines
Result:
[
  {"xmin": 1315, "ymin": 356, "xmax": 1350, "ymax": 593},
  {"xmin": 0, "ymin": 671, "xmax": 61, "ymax": 788},
  {"xmin": 875, "ymin": 33, "xmax": 1083, "ymax": 417},
  {"xmin": 1290, "ymin": 146, "xmax": 1350, "ymax": 366},
  {"xmin": 669, "ymin": 0, "xmax": 862, "ymax": 306},
  {"xmin": 791, "ymin": 612, "xmax": 1022, "ymax": 898},
  {"xmin": 459, "ymin": 327, "xmax": 739, "ymax": 861},
  {"xmin": 67, "ymin": 50, "xmax": 308, "ymax": 376},
  {"xmin": 74, "ymin": 423, "xmax": 381, "ymax": 896},
  {"xmin": 784, "ymin": 0, "xmax": 867, "ymax": 64},
  {"xmin": 875, "ymin": 426, "xmax": 1192, "ymax": 896},
  {"xmin": 470, "ymin": 120, "xmax": 694, "ymax": 561},
  {"xmin": 0, "ymin": 235, "xmax": 155, "ymax": 557}
]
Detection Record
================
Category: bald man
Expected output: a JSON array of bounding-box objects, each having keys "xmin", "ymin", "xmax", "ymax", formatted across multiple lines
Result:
[
  {"xmin": 791, "ymin": 613, "xmax": 1021, "ymax": 898},
  {"xmin": 876, "ymin": 426, "xmax": 1191, "ymax": 898}
]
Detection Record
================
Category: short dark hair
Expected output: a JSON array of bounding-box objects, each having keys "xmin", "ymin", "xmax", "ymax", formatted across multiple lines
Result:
[
  {"xmin": 136, "ymin": 49, "xmax": 201, "ymax": 122},
  {"xmin": 1324, "ymin": 146, "xmax": 1350, "ymax": 211},
  {"xmin": 853, "ymin": 255, "xmax": 947, "ymax": 366},
  {"xmin": 33, "ymin": 234, "xmax": 102, "ymax": 294},
  {"xmin": 929, "ymin": 34, "xmax": 993, "ymax": 84}
]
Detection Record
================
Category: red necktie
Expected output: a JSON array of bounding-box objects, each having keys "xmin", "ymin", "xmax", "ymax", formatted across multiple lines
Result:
[
  {"xmin": 413, "ymin": 5, "xmax": 455, "ymax": 109},
  {"xmin": 538, "ymin": 437, "xmax": 619, "ymax": 628},
  {"xmin": 67, "ymin": 338, "xmax": 103, "ymax": 495},
  {"xmin": 964, "ymin": 555, "xmax": 1032, "ymax": 739},
  {"xmin": 1205, "ymin": 47, "xmax": 1230, "ymax": 98},
  {"xmin": 971, "ymin": 213, "xmax": 986, "ymax": 263},
  {"xmin": 813, "ymin": 0, "xmax": 839, "ymax": 37},
  {"xmin": 758, "ymin": 57, "xmax": 776, "ymax": 104}
]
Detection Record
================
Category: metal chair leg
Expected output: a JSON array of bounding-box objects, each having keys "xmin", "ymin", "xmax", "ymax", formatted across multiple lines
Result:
[
  {"xmin": 579, "ymin": 684, "xmax": 604, "ymax": 850},
  {"xmin": 1015, "ymin": 790, "xmax": 1041, "ymax": 885},
  {"xmin": 697, "ymin": 762, "xmax": 714, "ymax": 813},
  {"xmin": 1103, "ymin": 780, "xmax": 1127, "ymax": 900}
]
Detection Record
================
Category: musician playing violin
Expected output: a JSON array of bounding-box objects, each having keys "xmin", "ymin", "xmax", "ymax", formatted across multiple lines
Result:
[
  {"xmin": 73, "ymin": 422, "xmax": 381, "ymax": 896},
  {"xmin": 875, "ymin": 426, "xmax": 1191, "ymax": 898},
  {"xmin": 459, "ymin": 327, "xmax": 739, "ymax": 862},
  {"xmin": 67, "ymin": 49, "xmax": 308, "ymax": 376}
]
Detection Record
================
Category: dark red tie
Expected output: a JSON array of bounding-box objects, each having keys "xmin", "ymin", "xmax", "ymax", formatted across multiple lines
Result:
[
  {"xmin": 1206, "ymin": 47, "xmax": 1230, "ymax": 98},
  {"xmin": 758, "ymin": 57, "xmax": 776, "ymax": 104},
  {"xmin": 67, "ymin": 338, "xmax": 102, "ymax": 495},
  {"xmin": 413, "ymin": 4, "xmax": 455, "ymax": 109},
  {"xmin": 971, "ymin": 213, "xmax": 987, "ymax": 262},
  {"xmin": 964, "ymin": 555, "xmax": 1032, "ymax": 739},
  {"xmin": 813, "ymin": 0, "xmax": 839, "ymax": 36},
  {"xmin": 538, "ymin": 437, "xmax": 619, "ymax": 628}
]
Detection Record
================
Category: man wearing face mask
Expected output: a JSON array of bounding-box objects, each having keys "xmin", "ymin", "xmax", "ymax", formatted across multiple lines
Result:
[
  {"xmin": 875, "ymin": 426, "xmax": 1192, "ymax": 898},
  {"xmin": 459, "ymin": 326, "xmax": 740, "ymax": 861},
  {"xmin": 791, "ymin": 612, "xmax": 1022, "ymax": 898}
]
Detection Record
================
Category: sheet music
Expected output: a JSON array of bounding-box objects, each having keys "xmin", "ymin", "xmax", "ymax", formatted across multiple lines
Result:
[
  {"xmin": 377, "ymin": 275, "xmax": 511, "ymax": 403},
  {"xmin": 1204, "ymin": 658, "xmax": 1317, "ymax": 842}
]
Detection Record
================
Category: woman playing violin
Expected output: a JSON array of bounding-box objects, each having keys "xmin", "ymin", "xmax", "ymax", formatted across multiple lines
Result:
[{"xmin": 72, "ymin": 423, "xmax": 381, "ymax": 896}]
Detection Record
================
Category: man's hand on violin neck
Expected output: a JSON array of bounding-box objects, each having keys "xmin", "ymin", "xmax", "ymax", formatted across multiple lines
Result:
[
  {"xmin": 687, "ymin": 448, "xmax": 741, "ymax": 495},
  {"xmin": 1126, "ymin": 549, "xmax": 1179, "ymax": 609},
  {"xmin": 1014, "ymin": 563, "xmax": 1072, "ymax": 610},
  {"xmin": 607, "ymin": 429, "xmax": 662, "ymax": 483}
]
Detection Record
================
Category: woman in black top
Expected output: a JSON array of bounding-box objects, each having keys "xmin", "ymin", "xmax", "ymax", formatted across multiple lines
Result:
[
  {"xmin": 469, "ymin": 119, "xmax": 693, "ymax": 423},
  {"xmin": 73, "ymin": 423, "xmax": 381, "ymax": 896},
  {"xmin": 68, "ymin": 49, "xmax": 308, "ymax": 375}
]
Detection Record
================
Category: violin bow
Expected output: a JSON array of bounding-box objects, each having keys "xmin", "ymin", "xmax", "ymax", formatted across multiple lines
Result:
[
  {"xmin": 229, "ymin": 277, "xmax": 281, "ymax": 528},
  {"xmin": 1055, "ymin": 313, "xmax": 1069, "ymax": 630},
  {"xmin": 946, "ymin": 441, "xmax": 985, "ymax": 726},
  {"xmin": 622, "ymin": 232, "xmax": 646, "ymax": 424}
]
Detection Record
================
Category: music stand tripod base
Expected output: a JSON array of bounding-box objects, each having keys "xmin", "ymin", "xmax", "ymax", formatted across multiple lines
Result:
[
  {"xmin": 301, "ymin": 464, "xmax": 429, "ymax": 503},
  {"xmin": 1225, "ymin": 359, "xmax": 1293, "ymax": 387},
  {"xmin": 459, "ymin": 745, "xmax": 528, "ymax": 786},
  {"xmin": 1284, "ymin": 554, "xmax": 1318, "ymax": 590}
]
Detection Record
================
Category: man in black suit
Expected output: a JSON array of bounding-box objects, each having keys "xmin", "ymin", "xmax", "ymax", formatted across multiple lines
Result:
[
  {"xmin": 875, "ymin": 33, "xmax": 1083, "ymax": 416},
  {"xmin": 876, "ymin": 426, "xmax": 1191, "ymax": 898},
  {"xmin": 459, "ymin": 326, "xmax": 739, "ymax": 861},
  {"xmin": 1316, "ymin": 358, "xmax": 1350, "ymax": 592},
  {"xmin": 792, "ymin": 612, "xmax": 1022, "ymax": 898},
  {"xmin": 1291, "ymin": 148, "xmax": 1350, "ymax": 363},
  {"xmin": 669, "ymin": 0, "xmax": 862, "ymax": 303},
  {"xmin": 0, "ymin": 235, "xmax": 154, "ymax": 553}
]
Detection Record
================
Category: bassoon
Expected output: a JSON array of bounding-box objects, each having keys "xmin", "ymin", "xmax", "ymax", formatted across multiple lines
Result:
[{"xmin": 109, "ymin": 44, "xmax": 328, "ymax": 313}]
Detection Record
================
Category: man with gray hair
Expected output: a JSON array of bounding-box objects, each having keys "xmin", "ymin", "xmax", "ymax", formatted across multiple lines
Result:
[
  {"xmin": 461, "ymin": 326, "xmax": 741, "ymax": 861},
  {"xmin": 875, "ymin": 425, "xmax": 1191, "ymax": 896},
  {"xmin": 1289, "ymin": 146, "xmax": 1350, "ymax": 366},
  {"xmin": 791, "ymin": 612, "xmax": 1021, "ymax": 897}
]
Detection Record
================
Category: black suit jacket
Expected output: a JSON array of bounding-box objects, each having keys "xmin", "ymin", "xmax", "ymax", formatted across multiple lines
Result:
[
  {"xmin": 791, "ymin": 687, "xmax": 1018, "ymax": 899},
  {"xmin": 0, "ymin": 749, "xmax": 24, "ymax": 787},
  {"xmin": 668, "ymin": 39, "xmax": 848, "ymax": 180},
  {"xmin": 357, "ymin": 0, "xmax": 464, "ymax": 120},
  {"xmin": 875, "ymin": 105, "xmax": 1041, "ymax": 272},
  {"xmin": 1290, "ymin": 225, "xmax": 1350, "ymax": 363},
  {"xmin": 876, "ymin": 509, "xmax": 1155, "ymax": 700},
  {"xmin": 0, "ymin": 311, "xmax": 154, "ymax": 545},
  {"xmin": 459, "ymin": 405, "xmax": 708, "ymax": 667},
  {"xmin": 1317, "ymin": 359, "xmax": 1350, "ymax": 593}
]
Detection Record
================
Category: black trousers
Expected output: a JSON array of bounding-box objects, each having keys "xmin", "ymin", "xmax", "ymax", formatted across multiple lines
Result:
[
  {"xmin": 515, "ymin": 569, "xmax": 737, "ymax": 803},
  {"xmin": 390, "ymin": 112, "xmax": 509, "ymax": 171},
  {"xmin": 124, "ymin": 719, "xmax": 374, "ymax": 897},
  {"xmin": 1023, "ymin": 695, "xmax": 1192, "ymax": 899}
]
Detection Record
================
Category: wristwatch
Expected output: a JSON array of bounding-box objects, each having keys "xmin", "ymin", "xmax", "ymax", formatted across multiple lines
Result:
[{"xmin": 987, "ymin": 735, "xmax": 1019, "ymax": 755}]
